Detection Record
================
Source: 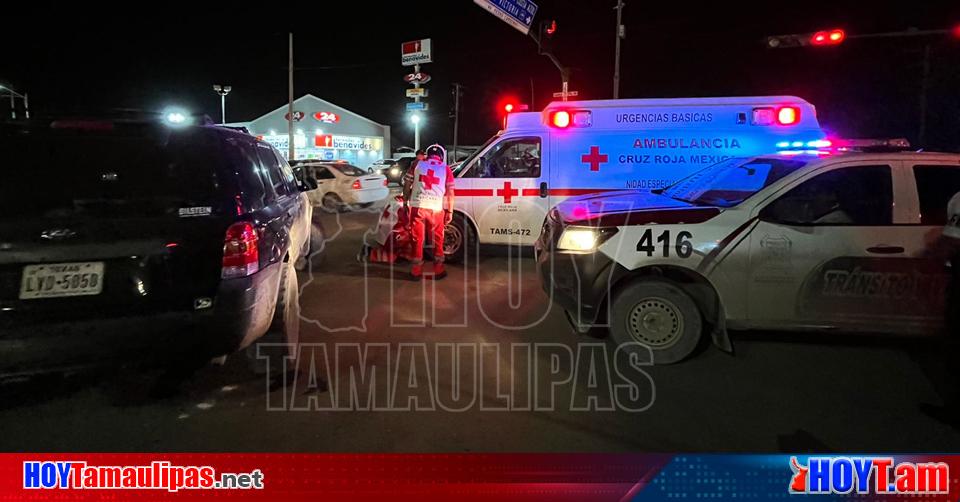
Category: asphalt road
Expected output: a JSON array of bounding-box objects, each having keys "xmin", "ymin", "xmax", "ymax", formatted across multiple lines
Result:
[{"xmin": 1, "ymin": 199, "xmax": 958, "ymax": 452}]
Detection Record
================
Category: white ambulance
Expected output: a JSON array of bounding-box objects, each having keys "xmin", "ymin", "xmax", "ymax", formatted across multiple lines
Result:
[
  {"xmin": 535, "ymin": 144, "xmax": 960, "ymax": 364},
  {"xmin": 444, "ymin": 96, "xmax": 827, "ymax": 260}
]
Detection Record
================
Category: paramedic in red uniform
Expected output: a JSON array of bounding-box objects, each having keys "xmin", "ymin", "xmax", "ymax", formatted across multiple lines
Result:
[{"xmin": 402, "ymin": 144, "xmax": 454, "ymax": 281}]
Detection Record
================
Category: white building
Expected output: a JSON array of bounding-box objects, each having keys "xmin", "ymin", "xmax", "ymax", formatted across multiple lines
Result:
[{"xmin": 227, "ymin": 94, "xmax": 391, "ymax": 168}]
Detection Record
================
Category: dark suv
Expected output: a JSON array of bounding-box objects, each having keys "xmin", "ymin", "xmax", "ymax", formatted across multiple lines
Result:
[{"xmin": 0, "ymin": 119, "xmax": 319, "ymax": 377}]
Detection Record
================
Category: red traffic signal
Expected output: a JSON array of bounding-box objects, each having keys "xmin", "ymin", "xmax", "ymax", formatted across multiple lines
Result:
[
  {"xmin": 545, "ymin": 20, "xmax": 557, "ymax": 36},
  {"xmin": 811, "ymin": 29, "xmax": 845, "ymax": 46}
]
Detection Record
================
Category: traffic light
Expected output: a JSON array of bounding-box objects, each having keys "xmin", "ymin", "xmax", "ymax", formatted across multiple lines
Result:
[
  {"xmin": 767, "ymin": 28, "xmax": 846, "ymax": 48},
  {"xmin": 538, "ymin": 19, "xmax": 557, "ymax": 54},
  {"xmin": 810, "ymin": 29, "xmax": 845, "ymax": 46}
]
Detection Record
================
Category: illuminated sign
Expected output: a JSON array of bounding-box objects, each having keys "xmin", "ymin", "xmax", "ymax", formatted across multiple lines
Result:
[
  {"xmin": 313, "ymin": 134, "xmax": 379, "ymax": 151},
  {"xmin": 284, "ymin": 111, "xmax": 305, "ymax": 122},
  {"xmin": 262, "ymin": 134, "xmax": 306, "ymax": 150},
  {"xmin": 313, "ymin": 111, "xmax": 340, "ymax": 123},
  {"xmin": 401, "ymin": 39, "xmax": 432, "ymax": 66},
  {"xmin": 403, "ymin": 72, "xmax": 431, "ymax": 84}
]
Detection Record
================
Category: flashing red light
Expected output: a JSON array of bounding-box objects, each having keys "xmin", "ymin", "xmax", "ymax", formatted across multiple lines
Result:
[
  {"xmin": 811, "ymin": 29, "xmax": 845, "ymax": 46},
  {"xmin": 953, "ymin": 24, "xmax": 960, "ymax": 39},
  {"xmin": 776, "ymin": 106, "xmax": 800, "ymax": 125},
  {"xmin": 551, "ymin": 110, "xmax": 571, "ymax": 128},
  {"xmin": 504, "ymin": 103, "xmax": 515, "ymax": 113}
]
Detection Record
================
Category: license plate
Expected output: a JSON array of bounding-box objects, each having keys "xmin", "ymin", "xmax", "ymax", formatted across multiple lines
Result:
[{"xmin": 19, "ymin": 262, "xmax": 105, "ymax": 300}]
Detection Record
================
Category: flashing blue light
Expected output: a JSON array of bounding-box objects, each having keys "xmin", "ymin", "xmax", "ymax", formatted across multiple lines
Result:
[
  {"xmin": 790, "ymin": 141, "xmax": 804, "ymax": 148},
  {"xmin": 776, "ymin": 141, "xmax": 790, "ymax": 148},
  {"xmin": 806, "ymin": 139, "xmax": 832, "ymax": 148}
]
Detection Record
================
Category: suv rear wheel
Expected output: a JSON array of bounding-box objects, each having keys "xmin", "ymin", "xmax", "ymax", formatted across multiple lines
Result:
[
  {"xmin": 246, "ymin": 261, "xmax": 300, "ymax": 375},
  {"xmin": 609, "ymin": 279, "xmax": 702, "ymax": 365}
]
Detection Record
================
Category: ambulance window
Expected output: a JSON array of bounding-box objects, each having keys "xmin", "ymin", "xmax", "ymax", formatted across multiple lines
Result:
[
  {"xmin": 913, "ymin": 166, "xmax": 960, "ymax": 225},
  {"xmin": 761, "ymin": 166, "xmax": 893, "ymax": 226},
  {"xmin": 470, "ymin": 137, "xmax": 541, "ymax": 179}
]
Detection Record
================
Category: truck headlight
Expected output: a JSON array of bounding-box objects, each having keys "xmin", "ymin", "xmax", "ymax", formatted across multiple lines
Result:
[{"xmin": 556, "ymin": 227, "xmax": 618, "ymax": 252}]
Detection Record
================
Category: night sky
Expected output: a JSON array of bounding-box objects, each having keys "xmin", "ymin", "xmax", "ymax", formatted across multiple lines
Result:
[{"xmin": 2, "ymin": 1, "xmax": 959, "ymax": 150}]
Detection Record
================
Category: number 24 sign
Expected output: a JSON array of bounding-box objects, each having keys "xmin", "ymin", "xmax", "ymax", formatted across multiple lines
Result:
[{"xmin": 314, "ymin": 111, "xmax": 340, "ymax": 124}]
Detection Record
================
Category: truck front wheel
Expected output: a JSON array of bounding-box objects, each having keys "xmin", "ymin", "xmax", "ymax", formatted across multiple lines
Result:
[{"xmin": 609, "ymin": 279, "xmax": 703, "ymax": 365}]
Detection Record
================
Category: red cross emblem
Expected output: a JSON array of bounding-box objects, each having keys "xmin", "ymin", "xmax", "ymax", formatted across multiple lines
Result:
[
  {"xmin": 419, "ymin": 168, "xmax": 440, "ymax": 190},
  {"xmin": 497, "ymin": 181, "xmax": 519, "ymax": 203},
  {"xmin": 581, "ymin": 146, "xmax": 608, "ymax": 172}
]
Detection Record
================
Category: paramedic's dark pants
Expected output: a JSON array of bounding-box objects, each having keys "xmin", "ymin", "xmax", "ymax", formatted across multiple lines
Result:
[
  {"xmin": 942, "ymin": 251, "xmax": 960, "ymax": 410},
  {"xmin": 410, "ymin": 207, "xmax": 445, "ymax": 269}
]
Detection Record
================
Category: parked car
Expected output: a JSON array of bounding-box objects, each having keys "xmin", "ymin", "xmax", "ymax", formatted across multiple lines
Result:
[
  {"xmin": 300, "ymin": 162, "xmax": 389, "ymax": 212},
  {"xmin": 537, "ymin": 148, "xmax": 960, "ymax": 364},
  {"xmin": 0, "ymin": 119, "xmax": 322, "ymax": 378},
  {"xmin": 372, "ymin": 159, "xmax": 404, "ymax": 185}
]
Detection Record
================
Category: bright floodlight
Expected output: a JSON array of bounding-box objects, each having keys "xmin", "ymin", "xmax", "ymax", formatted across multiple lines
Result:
[
  {"xmin": 410, "ymin": 113, "xmax": 422, "ymax": 125},
  {"xmin": 162, "ymin": 107, "xmax": 191, "ymax": 127}
]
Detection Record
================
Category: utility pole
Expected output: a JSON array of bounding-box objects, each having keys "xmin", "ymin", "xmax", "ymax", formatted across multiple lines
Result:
[
  {"xmin": 918, "ymin": 44, "xmax": 931, "ymax": 146},
  {"xmin": 451, "ymin": 83, "xmax": 462, "ymax": 164},
  {"xmin": 613, "ymin": 0, "xmax": 625, "ymax": 99},
  {"xmin": 288, "ymin": 33, "xmax": 295, "ymax": 161}
]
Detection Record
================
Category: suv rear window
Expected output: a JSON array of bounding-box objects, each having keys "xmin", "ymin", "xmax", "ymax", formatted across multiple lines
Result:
[{"xmin": 0, "ymin": 126, "xmax": 229, "ymax": 219}]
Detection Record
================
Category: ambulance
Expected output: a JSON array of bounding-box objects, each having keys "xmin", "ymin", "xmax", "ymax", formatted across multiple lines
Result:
[
  {"xmin": 534, "ymin": 143, "xmax": 960, "ymax": 364},
  {"xmin": 443, "ymin": 96, "xmax": 826, "ymax": 260}
]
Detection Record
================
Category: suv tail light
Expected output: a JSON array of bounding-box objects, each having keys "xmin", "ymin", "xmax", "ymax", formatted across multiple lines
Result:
[
  {"xmin": 352, "ymin": 179, "xmax": 362, "ymax": 190},
  {"xmin": 383, "ymin": 178, "xmax": 389, "ymax": 187},
  {"xmin": 222, "ymin": 222, "xmax": 259, "ymax": 279}
]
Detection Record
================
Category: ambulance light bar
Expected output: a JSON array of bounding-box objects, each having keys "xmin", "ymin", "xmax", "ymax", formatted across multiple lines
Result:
[
  {"xmin": 833, "ymin": 138, "xmax": 912, "ymax": 152},
  {"xmin": 752, "ymin": 106, "xmax": 800, "ymax": 126},
  {"xmin": 549, "ymin": 110, "xmax": 592, "ymax": 129},
  {"xmin": 776, "ymin": 139, "xmax": 832, "ymax": 149},
  {"xmin": 775, "ymin": 138, "xmax": 912, "ymax": 156}
]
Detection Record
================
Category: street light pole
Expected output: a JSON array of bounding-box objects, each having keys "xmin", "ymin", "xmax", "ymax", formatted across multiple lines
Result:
[
  {"xmin": 613, "ymin": 0, "xmax": 625, "ymax": 99},
  {"xmin": 213, "ymin": 85, "xmax": 232, "ymax": 124},
  {"xmin": 411, "ymin": 113, "xmax": 421, "ymax": 151}
]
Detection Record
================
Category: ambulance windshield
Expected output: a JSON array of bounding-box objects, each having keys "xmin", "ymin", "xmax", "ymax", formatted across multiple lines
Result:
[
  {"xmin": 455, "ymin": 133, "xmax": 501, "ymax": 177},
  {"xmin": 661, "ymin": 157, "xmax": 809, "ymax": 208}
]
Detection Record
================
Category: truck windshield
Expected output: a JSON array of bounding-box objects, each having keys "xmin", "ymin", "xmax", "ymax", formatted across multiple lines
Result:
[{"xmin": 661, "ymin": 157, "xmax": 810, "ymax": 208}]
